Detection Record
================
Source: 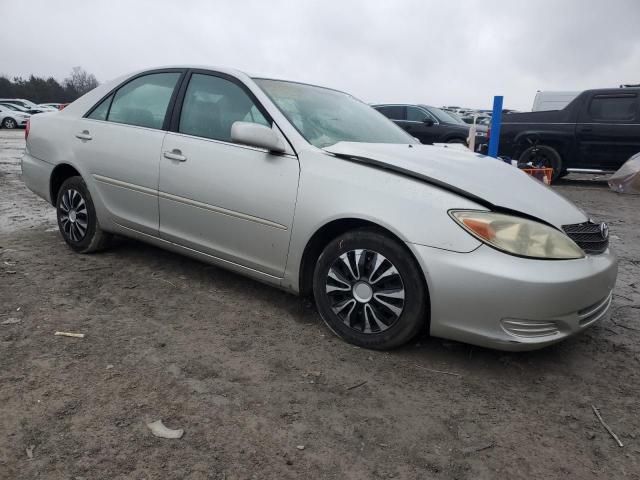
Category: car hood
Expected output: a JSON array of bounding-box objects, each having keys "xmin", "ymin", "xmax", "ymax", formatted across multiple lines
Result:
[{"xmin": 324, "ymin": 142, "xmax": 587, "ymax": 227}]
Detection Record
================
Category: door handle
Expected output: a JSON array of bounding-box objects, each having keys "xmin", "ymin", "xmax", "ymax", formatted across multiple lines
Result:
[
  {"xmin": 75, "ymin": 130, "xmax": 92, "ymax": 140},
  {"xmin": 163, "ymin": 149, "xmax": 187, "ymax": 162}
]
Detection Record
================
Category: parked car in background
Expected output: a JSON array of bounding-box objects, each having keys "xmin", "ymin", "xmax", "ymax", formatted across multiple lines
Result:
[
  {"xmin": 0, "ymin": 98, "xmax": 46, "ymax": 112},
  {"xmin": 0, "ymin": 102, "xmax": 43, "ymax": 116},
  {"xmin": 0, "ymin": 104, "xmax": 30, "ymax": 128},
  {"xmin": 374, "ymin": 104, "xmax": 487, "ymax": 150},
  {"xmin": 38, "ymin": 103, "xmax": 63, "ymax": 110},
  {"xmin": 36, "ymin": 103, "xmax": 63, "ymax": 111},
  {"xmin": 499, "ymin": 87, "xmax": 640, "ymax": 180},
  {"xmin": 532, "ymin": 91, "xmax": 580, "ymax": 112},
  {"xmin": 461, "ymin": 114, "xmax": 491, "ymax": 126},
  {"xmin": 21, "ymin": 66, "xmax": 616, "ymax": 351}
]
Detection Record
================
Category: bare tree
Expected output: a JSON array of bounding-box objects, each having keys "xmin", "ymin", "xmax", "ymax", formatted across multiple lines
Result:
[
  {"xmin": 64, "ymin": 66, "xmax": 99, "ymax": 96},
  {"xmin": 0, "ymin": 67, "xmax": 100, "ymax": 102}
]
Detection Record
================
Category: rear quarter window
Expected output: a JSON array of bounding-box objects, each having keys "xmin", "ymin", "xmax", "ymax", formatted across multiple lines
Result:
[{"xmin": 588, "ymin": 94, "xmax": 638, "ymax": 122}]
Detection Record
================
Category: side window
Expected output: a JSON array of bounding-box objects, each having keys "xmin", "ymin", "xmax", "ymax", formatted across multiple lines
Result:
[
  {"xmin": 588, "ymin": 95, "xmax": 637, "ymax": 122},
  {"xmin": 179, "ymin": 73, "xmax": 270, "ymax": 142},
  {"xmin": 406, "ymin": 106, "xmax": 429, "ymax": 122},
  {"xmin": 87, "ymin": 94, "xmax": 113, "ymax": 121},
  {"xmin": 107, "ymin": 72, "xmax": 181, "ymax": 129},
  {"xmin": 376, "ymin": 106, "xmax": 406, "ymax": 120}
]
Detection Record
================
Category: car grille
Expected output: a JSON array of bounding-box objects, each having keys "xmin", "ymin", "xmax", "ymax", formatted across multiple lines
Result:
[{"xmin": 562, "ymin": 221, "xmax": 609, "ymax": 254}]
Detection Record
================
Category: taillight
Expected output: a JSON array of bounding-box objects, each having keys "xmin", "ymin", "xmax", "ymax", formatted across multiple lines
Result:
[
  {"xmin": 25, "ymin": 118, "xmax": 30, "ymax": 141},
  {"xmin": 486, "ymin": 126, "xmax": 491, "ymax": 141}
]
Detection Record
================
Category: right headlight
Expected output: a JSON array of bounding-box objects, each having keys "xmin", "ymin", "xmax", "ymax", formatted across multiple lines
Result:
[{"xmin": 450, "ymin": 210, "xmax": 585, "ymax": 259}]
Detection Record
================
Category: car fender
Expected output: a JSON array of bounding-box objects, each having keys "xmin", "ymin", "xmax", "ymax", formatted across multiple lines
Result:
[
  {"xmin": 282, "ymin": 148, "xmax": 483, "ymax": 292},
  {"xmin": 512, "ymin": 128, "xmax": 574, "ymax": 159},
  {"xmin": 26, "ymin": 113, "xmax": 115, "ymax": 230}
]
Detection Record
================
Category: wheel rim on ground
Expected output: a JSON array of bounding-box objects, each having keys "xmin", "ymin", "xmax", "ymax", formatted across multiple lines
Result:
[
  {"xmin": 4, "ymin": 118, "xmax": 16, "ymax": 129},
  {"xmin": 59, "ymin": 188, "xmax": 89, "ymax": 242},
  {"xmin": 527, "ymin": 147, "xmax": 558, "ymax": 176},
  {"xmin": 325, "ymin": 249, "xmax": 405, "ymax": 334}
]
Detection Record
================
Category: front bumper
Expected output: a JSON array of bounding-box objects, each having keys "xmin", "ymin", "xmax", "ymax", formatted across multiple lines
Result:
[{"xmin": 409, "ymin": 243, "xmax": 618, "ymax": 351}]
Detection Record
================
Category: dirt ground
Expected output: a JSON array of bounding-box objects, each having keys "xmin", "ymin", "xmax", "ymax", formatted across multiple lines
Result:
[{"xmin": 1, "ymin": 128, "xmax": 639, "ymax": 480}]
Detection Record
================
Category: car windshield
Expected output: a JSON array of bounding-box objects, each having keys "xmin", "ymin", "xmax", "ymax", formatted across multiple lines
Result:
[
  {"xmin": 254, "ymin": 79, "xmax": 413, "ymax": 148},
  {"xmin": 428, "ymin": 106, "xmax": 468, "ymax": 126}
]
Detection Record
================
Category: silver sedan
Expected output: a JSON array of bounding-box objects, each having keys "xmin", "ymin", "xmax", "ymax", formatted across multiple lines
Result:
[
  {"xmin": 21, "ymin": 66, "xmax": 617, "ymax": 350},
  {"xmin": 0, "ymin": 104, "xmax": 31, "ymax": 128}
]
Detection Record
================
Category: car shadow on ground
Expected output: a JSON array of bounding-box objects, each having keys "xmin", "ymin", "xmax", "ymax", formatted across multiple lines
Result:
[{"xmin": 106, "ymin": 235, "xmax": 595, "ymax": 377}]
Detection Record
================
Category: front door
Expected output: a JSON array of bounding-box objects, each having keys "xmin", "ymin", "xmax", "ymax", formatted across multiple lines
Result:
[
  {"xmin": 576, "ymin": 92, "xmax": 640, "ymax": 170},
  {"xmin": 158, "ymin": 72, "xmax": 299, "ymax": 278},
  {"xmin": 400, "ymin": 106, "xmax": 440, "ymax": 144}
]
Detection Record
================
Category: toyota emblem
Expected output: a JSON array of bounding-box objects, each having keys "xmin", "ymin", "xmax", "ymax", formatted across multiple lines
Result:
[{"xmin": 600, "ymin": 222, "xmax": 609, "ymax": 240}]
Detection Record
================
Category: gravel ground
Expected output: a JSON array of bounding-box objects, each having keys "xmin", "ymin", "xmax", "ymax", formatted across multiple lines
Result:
[{"xmin": 1, "ymin": 129, "xmax": 639, "ymax": 480}]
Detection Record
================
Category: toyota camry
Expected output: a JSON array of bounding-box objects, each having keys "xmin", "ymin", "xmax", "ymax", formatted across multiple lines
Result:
[{"xmin": 21, "ymin": 66, "xmax": 618, "ymax": 350}]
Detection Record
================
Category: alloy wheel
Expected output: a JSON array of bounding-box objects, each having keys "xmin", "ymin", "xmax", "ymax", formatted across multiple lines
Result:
[
  {"xmin": 325, "ymin": 249, "xmax": 405, "ymax": 334},
  {"xmin": 59, "ymin": 188, "xmax": 89, "ymax": 242},
  {"xmin": 3, "ymin": 118, "xmax": 16, "ymax": 129}
]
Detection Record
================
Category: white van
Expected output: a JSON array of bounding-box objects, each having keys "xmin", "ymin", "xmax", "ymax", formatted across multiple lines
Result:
[{"xmin": 532, "ymin": 91, "xmax": 580, "ymax": 111}]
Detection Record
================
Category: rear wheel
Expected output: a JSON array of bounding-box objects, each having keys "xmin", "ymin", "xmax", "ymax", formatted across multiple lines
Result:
[
  {"xmin": 56, "ymin": 176, "xmax": 112, "ymax": 253},
  {"xmin": 313, "ymin": 228, "xmax": 427, "ymax": 350},
  {"xmin": 519, "ymin": 145, "xmax": 563, "ymax": 181},
  {"xmin": 2, "ymin": 117, "xmax": 17, "ymax": 129}
]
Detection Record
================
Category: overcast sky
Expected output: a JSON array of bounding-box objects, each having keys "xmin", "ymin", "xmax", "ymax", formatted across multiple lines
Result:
[{"xmin": 2, "ymin": 0, "xmax": 639, "ymax": 110}]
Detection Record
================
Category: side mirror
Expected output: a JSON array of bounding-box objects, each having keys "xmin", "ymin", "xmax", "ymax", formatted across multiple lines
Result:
[
  {"xmin": 423, "ymin": 118, "xmax": 434, "ymax": 126},
  {"xmin": 231, "ymin": 121, "xmax": 285, "ymax": 154}
]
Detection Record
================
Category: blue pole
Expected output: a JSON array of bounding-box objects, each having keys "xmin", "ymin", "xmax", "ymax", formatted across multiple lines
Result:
[{"xmin": 488, "ymin": 95, "xmax": 503, "ymax": 158}]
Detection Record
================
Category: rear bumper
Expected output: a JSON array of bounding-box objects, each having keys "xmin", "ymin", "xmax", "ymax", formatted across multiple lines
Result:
[
  {"xmin": 21, "ymin": 152, "xmax": 54, "ymax": 204},
  {"xmin": 409, "ymin": 243, "xmax": 618, "ymax": 351}
]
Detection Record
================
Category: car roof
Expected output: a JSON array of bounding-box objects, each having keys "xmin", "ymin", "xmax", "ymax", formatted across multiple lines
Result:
[
  {"xmin": 582, "ymin": 87, "xmax": 640, "ymax": 95},
  {"xmin": 115, "ymin": 65, "xmax": 349, "ymax": 96},
  {"xmin": 372, "ymin": 103, "xmax": 435, "ymax": 109}
]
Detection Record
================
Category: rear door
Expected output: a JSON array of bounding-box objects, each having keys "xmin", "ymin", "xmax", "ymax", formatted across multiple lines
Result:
[
  {"xmin": 76, "ymin": 70, "xmax": 183, "ymax": 235},
  {"xmin": 158, "ymin": 71, "xmax": 300, "ymax": 278},
  {"xmin": 576, "ymin": 92, "xmax": 640, "ymax": 170}
]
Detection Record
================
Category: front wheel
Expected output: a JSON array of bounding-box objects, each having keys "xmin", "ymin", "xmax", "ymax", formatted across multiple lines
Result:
[
  {"xmin": 2, "ymin": 118, "xmax": 17, "ymax": 129},
  {"xmin": 313, "ymin": 229, "xmax": 427, "ymax": 350},
  {"xmin": 56, "ymin": 176, "xmax": 112, "ymax": 253}
]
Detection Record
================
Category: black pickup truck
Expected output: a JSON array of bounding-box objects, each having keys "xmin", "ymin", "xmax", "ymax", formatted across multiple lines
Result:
[{"xmin": 498, "ymin": 88, "xmax": 640, "ymax": 180}]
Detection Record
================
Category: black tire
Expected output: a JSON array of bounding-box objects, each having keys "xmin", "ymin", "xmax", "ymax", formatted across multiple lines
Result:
[
  {"xmin": 2, "ymin": 117, "xmax": 17, "ymax": 129},
  {"xmin": 313, "ymin": 228, "xmax": 427, "ymax": 350},
  {"xmin": 519, "ymin": 145, "xmax": 563, "ymax": 181},
  {"xmin": 56, "ymin": 176, "xmax": 112, "ymax": 253}
]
